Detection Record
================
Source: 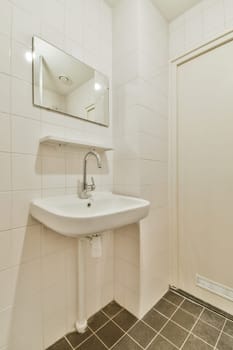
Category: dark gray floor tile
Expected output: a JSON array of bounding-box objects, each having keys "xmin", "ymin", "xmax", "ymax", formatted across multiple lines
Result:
[
  {"xmin": 47, "ymin": 338, "xmax": 72, "ymax": 350},
  {"xmin": 217, "ymin": 332, "xmax": 233, "ymax": 350},
  {"xmin": 112, "ymin": 335, "xmax": 141, "ymax": 350},
  {"xmin": 181, "ymin": 300, "xmax": 203, "ymax": 317},
  {"xmin": 201, "ymin": 309, "xmax": 225, "ymax": 330},
  {"xmin": 172, "ymin": 308, "xmax": 197, "ymax": 330},
  {"xmin": 96, "ymin": 321, "xmax": 124, "ymax": 348},
  {"xmin": 129, "ymin": 321, "xmax": 156, "ymax": 347},
  {"xmin": 88, "ymin": 311, "xmax": 109, "ymax": 332},
  {"xmin": 224, "ymin": 320, "xmax": 233, "ymax": 337},
  {"xmin": 102, "ymin": 301, "xmax": 122, "ymax": 318},
  {"xmin": 66, "ymin": 329, "xmax": 92, "ymax": 348},
  {"xmin": 193, "ymin": 320, "xmax": 220, "ymax": 346},
  {"xmin": 154, "ymin": 299, "xmax": 177, "ymax": 318},
  {"xmin": 147, "ymin": 335, "xmax": 177, "ymax": 350},
  {"xmin": 78, "ymin": 335, "xmax": 107, "ymax": 350},
  {"xmin": 164, "ymin": 291, "xmax": 184, "ymax": 306},
  {"xmin": 161, "ymin": 321, "xmax": 188, "ymax": 347},
  {"xmin": 143, "ymin": 309, "xmax": 167, "ymax": 332},
  {"xmin": 113, "ymin": 309, "xmax": 137, "ymax": 331},
  {"xmin": 183, "ymin": 334, "xmax": 213, "ymax": 350}
]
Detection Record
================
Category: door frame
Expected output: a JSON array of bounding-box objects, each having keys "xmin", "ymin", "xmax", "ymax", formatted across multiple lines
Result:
[{"xmin": 169, "ymin": 28, "xmax": 233, "ymax": 288}]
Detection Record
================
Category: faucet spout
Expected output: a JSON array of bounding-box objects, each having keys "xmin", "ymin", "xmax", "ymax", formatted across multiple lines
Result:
[
  {"xmin": 84, "ymin": 150, "xmax": 102, "ymax": 169},
  {"xmin": 81, "ymin": 150, "xmax": 102, "ymax": 198}
]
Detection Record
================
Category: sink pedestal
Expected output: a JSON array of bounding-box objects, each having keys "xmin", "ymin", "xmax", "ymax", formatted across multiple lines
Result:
[{"xmin": 75, "ymin": 238, "xmax": 88, "ymax": 333}]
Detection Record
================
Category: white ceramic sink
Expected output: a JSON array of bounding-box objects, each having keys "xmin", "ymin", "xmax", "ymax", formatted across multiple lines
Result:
[{"xmin": 30, "ymin": 192, "xmax": 150, "ymax": 237}]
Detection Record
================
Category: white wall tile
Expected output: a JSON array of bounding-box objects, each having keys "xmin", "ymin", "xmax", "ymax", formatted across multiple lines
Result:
[
  {"xmin": 42, "ymin": 283, "xmax": 67, "ymax": 348},
  {"xmin": 0, "ymin": 34, "xmax": 10, "ymax": 75},
  {"xmin": 11, "ymin": 292, "xmax": 43, "ymax": 350},
  {"xmin": 0, "ymin": 114, "xmax": 11, "ymax": 152},
  {"xmin": 12, "ymin": 78, "xmax": 40, "ymax": 120},
  {"xmin": 65, "ymin": 0, "xmax": 84, "ymax": 45},
  {"xmin": 0, "ymin": 1, "xmax": 12, "ymax": 37},
  {"xmin": 12, "ymin": 6, "xmax": 41, "ymax": 47},
  {"xmin": 12, "ymin": 154, "xmax": 41, "ymax": 190},
  {"xmin": 169, "ymin": 26, "xmax": 186, "ymax": 58},
  {"xmin": 42, "ymin": 251, "xmax": 66, "ymax": 289},
  {"xmin": 42, "ymin": 156, "xmax": 66, "ymax": 189},
  {"xmin": 14, "ymin": 259, "xmax": 41, "ymax": 303},
  {"xmin": 42, "ymin": 0, "xmax": 65, "ymax": 32},
  {"xmin": 0, "ymin": 74, "xmax": 10, "ymax": 113},
  {"xmin": 0, "ymin": 307, "xmax": 12, "ymax": 348},
  {"xmin": 224, "ymin": 0, "xmax": 233, "ymax": 28},
  {"xmin": 11, "ymin": 225, "xmax": 41, "ymax": 265},
  {"xmin": 0, "ymin": 153, "xmax": 11, "ymax": 191},
  {"xmin": 41, "ymin": 22, "xmax": 65, "ymax": 49},
  {"xmin": 11, "ymin": 41, "xmax": 32, "ymax": 82},
  {"xmin": 12, "ymin": 116, "xmax": 41, "ymax": 155},
  {"xmin": 0, "ymin": 193, "xmax": 11, "ymax": 232},
  {"xmin": 0, "ymin": 267, "xmax": 18, "ymax": 311},
  {"xmin": 203, "ymin": 0, "xmax": 225, "ymax": 40},
  {"xmin": 185, "ymin": 4, "xmax": 204, "ymax": 49},
  {"xmin": 0, "ymin": 230, "xmax": 12, "ymax": 271},
  {"xmin": 12, "ymin": 190, "xmax": 41, "ymax": 228},
  {"xmin": 41, "ymin": 226, "xmax": 67, "ymax": 256},
  {"xmin": 11, "ymin": 0, "xmax": 42, "ymax": 16}
]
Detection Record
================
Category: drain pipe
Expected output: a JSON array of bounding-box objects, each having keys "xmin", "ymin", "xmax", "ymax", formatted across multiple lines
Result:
[
  {"xmin": 75, "ymin": 234, "xmax": 102, "ymax": 333},
  {"xmin": 75, "ymin": 238, "xmax": 87, "ymax": 333}
]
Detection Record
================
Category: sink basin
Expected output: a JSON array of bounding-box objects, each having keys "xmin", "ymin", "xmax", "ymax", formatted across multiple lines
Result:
[{"xmin": 30, "ymin": 192, "xmax": 150, "ymax": 237}]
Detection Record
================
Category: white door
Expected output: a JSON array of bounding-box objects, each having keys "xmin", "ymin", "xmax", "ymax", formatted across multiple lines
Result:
[{"xmin": 177, "ymin": 38, "xmax": 233, "ymax": 313}]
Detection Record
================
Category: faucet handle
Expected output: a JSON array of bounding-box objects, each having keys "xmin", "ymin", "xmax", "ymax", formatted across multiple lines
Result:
[{"xmin": 91, "ymin": 176, "xmax": 96, "ymax": 190}]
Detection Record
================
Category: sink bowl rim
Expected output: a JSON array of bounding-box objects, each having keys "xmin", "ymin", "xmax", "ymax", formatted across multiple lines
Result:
[{"xmin": 31, "ymin": 192, "xmax": 150, "ymax": 220}]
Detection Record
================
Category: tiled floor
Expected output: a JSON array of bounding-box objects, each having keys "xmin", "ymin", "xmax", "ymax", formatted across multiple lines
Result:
[{"xmin": 47, "ymin": 290, "xmax": 233, "ymax": 350}]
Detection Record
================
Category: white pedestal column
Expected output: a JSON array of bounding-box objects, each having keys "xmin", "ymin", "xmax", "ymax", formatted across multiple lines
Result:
[{"xmin": 75, "ymin": 238, "xmax": 88, "ymax": 333}]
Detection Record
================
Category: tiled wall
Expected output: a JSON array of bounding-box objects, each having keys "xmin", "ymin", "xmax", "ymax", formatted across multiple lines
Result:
[
  {"xmin": 169, "ymin": 0, "xmax": 233, "ymax": 58},
  {"xmin": 113, "ymin": 0, "xmax": 169, "ymax": 318},
  {"xmin": 0, "ymin": 0, "xmax": 113, "ymax": 349}
]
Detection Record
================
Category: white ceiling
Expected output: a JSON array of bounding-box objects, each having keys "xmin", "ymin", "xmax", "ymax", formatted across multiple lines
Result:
[{"xmin": 105, "ymin": 0, "xmax": 202, "ymax": 21}]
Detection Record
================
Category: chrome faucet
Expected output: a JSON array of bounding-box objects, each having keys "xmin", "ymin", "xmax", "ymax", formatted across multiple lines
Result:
[{"xmin": 80, "ymin": 150, "xmax": 102, "ymax": 199}]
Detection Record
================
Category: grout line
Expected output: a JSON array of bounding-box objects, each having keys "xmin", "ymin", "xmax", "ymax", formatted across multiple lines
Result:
[
  {"xmin": 70, "ymin": 331, "xmax": 93, "ymax": 350},
  {"xmin": 180, "ymin": 308, "xmax": 206, "ymax": 349},
  {"xmin": 64, "ymin": 335, "xmax": 76, "ymax": 350},
  {"xmin": 144, "ymin": 299, "xmax": 186, "ymax": 349},
  {"xmin": 222, "ymin": 329, "xmax": 233, "ymax": 340},
  {"xmin": 194, "ymin": 317, "xmax": 226, "ymax": 333},
  {"xmin": 158, "ymin": 333, "xmax": 180, "ymax": 349},
  {"xmin": 84, "ymin": 308, "xmax": 146, "ymax": 350},
  {"xmin": 163, "ymin": 295, "xmax": 228, "ymax": 334},
  {"xmin": 171, "ymin": 288, "xmax": 233, "ymax": 322},
  {"xmin": 101, "ymin": 306, "xmax": 123, "ymax": 320},
  {"xmin": 153, "ymin": 307, "xmax": 219, "ymax": 349},
  {"xmin": 171, "ymin": 309, "xmax": 227, "ymax": 350},
  {"xmin": 89, "ymin": 332, "xmax": 108, "ymax": 350},
  {"xmin": 110, "ymin": 318, "xmax": 144, "ymax": 349},
  {"xmin": 167, "ymin": 313, "xmax": 223, "ymax": 337},
  {"xmin": 214, "ymin": 318, "xmax": 227, "ymax": 350}
]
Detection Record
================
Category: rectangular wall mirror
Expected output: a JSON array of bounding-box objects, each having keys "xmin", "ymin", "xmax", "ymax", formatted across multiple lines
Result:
[{"xmin": 32, "ymin": 36, "xmax": 109, "ymax": 127}]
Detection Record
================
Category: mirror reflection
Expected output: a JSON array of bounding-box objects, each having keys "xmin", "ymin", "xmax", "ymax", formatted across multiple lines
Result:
[{"xmin": 32, "ymin": 36, "xmax": 109, "ymax": 126}]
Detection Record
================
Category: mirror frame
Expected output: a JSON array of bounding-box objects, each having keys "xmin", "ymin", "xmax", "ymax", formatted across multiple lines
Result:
[{"xmin": 32, "ymin": 36, "xmax": 110, "ymax": 127}]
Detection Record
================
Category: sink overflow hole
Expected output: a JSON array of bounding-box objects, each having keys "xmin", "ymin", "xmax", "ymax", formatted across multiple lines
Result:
[{"xmin": 87, "ymin": 202, "xmax": 91, "ymax": 207}]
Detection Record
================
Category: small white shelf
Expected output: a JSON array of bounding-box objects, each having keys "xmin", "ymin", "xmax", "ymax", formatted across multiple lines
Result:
[{"xmin": 40, "ymin": 136, "xmax": 113, "ymax": 151}]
